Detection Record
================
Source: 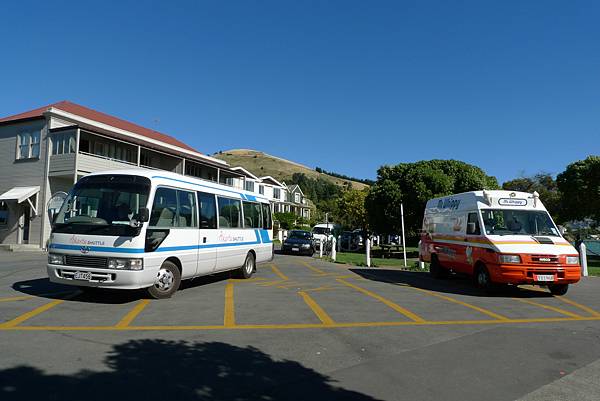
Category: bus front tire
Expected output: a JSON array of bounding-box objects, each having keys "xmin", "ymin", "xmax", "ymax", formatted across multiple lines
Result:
[
  {"xmin": 237, "ymin": 252, "xmax": 256, "ymax": 279},
  {"xmin": 549, "ymin": 284, "xmax": 569, "ymax": 296},
  {"xmin": 146, "ymin": 260, "xmax": 181, "ymax": 299}
]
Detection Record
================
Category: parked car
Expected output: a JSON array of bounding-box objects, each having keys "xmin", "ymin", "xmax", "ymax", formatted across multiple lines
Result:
[
  {"xmin": 340, "ymin": 231, "xmax": 363, "ymax": 252},
  {"xmin": 282, "ymin": 230, "xmax": 315, "ymax": 256}
]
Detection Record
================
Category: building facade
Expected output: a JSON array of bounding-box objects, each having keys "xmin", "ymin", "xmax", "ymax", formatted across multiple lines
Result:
[{"xmin": 0, "ymin": 101, "xmax": 247, "ymax": 249}]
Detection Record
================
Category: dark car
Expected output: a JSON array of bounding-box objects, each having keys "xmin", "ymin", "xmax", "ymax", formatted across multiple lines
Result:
[{"xmin": 282, "ymin": 230, "xmax": 315, "ymax": 256}]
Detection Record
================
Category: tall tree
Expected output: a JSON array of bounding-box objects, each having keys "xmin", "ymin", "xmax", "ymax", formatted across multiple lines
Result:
[
  {"xmin": 337, "ymin": 188, "xmax": 370, "ymax": 231},
  {"xmin": 366, "ymin": 160, "xmax": 498, "ymax": 239},
  {"xmin": 557, "ymin": 156, "xmax": 600, "ymax": 221},
  {"xmin": 502, "ymin": 173, "xmax": 561, "ymax": 221}
]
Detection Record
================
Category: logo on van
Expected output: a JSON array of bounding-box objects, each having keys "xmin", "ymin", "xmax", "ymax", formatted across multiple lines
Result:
[
  {"xmin": 437, "ymin": 198, "xmax": 461, "ymax": 210},
  {"xmin": 498, "ymin": 198, "xmax": 527, "ymax": 206},
  {"xmin": 80, "ymin": 246, "xmax": 91, "ymax": 254}
]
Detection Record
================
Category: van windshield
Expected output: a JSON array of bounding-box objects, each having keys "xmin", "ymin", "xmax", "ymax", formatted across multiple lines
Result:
[
  {"xmin": 313, "ymin": 227, "xmax": 331, "ymax": 235},
  {"xmin": 53, "ymin": 175, "xmax": 151, "ymax": 236},
  {"xmin": 480, "ymin": 209, "xmax": 559, "ymax": 237}
]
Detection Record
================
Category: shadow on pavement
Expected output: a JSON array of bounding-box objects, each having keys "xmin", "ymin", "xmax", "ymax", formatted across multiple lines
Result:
[
  {"xmin": 350, "ymin": 269, "xmax": 553, "ymax": 298},
  {"xmin": 0, "ymin": 340, "xmax": 381, "ymax": 401}
]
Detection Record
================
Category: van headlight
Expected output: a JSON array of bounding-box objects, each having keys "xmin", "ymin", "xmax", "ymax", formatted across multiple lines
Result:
[
  {"xmin": 566, "ymin": 256, "xmax": 579, "ymax": 265},
  {"xmin": 107, "ymin": 258, "xmax": 144, "ymax": 271},
  {"xmin": 498, "ymin": 254, "xmax": 521, "ymax": 264},
  {"xmin": 48, "ymin": 253, "xmax": 65, "ymax": 265}
]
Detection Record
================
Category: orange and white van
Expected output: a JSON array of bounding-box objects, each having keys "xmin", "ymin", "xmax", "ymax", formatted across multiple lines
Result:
[{"xmin": 419, "ymin": 190, "xmax": 580, "ymax": 295}]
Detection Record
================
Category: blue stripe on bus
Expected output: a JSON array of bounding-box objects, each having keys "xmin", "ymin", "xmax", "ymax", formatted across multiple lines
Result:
[
  {"xmin": 259, "ymin": 229, "xmax": 272, "ymax": 244},
  {"xmin": 152, "ymin": 175, "xmax": 269, "ymax": 202},
  {"xmin": 246, "ymin": 195, "xmax": 257, "ymax": 201}
]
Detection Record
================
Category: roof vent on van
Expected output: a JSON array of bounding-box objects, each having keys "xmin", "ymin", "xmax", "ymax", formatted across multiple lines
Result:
[{"xmin": 532, "ymin": 236, "xmax": 554, "ymax": 245}]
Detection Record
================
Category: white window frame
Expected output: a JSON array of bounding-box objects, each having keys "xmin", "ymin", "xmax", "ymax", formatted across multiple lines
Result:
[{"xmin": 16, "ymin": 130, "xmax": 41, "ymax": 160}]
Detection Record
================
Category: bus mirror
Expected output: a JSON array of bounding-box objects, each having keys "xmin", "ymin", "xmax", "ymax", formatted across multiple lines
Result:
[
  {"xmin": 138, "ymin": 207, "xmax": 150, "ymax": 223},
  {"xmin": 467, "ymin": 222, "xmax": 477, "ymax": 235}
]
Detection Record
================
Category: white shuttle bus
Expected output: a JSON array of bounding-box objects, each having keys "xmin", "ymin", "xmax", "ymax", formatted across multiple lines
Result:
[{"xmin": 47, "ymin": 170, "xmax": 274, "ymax": 298}]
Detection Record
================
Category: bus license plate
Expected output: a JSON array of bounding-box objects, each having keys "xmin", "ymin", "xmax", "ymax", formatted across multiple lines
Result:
[
  {"xmin": 74, "ymin": 271, "xmax": 93, "ymax": 281},
  {"xmin": 534, "ymin": 274, "xmax": 555, "ymax": 282}
]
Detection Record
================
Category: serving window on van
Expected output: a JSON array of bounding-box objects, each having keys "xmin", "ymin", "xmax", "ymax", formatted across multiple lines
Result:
[{"xmin": 480, "ymin": 209, "xmax": 559, "ymax": 236}]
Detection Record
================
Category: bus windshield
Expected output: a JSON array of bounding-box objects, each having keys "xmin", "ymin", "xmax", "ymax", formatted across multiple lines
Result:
[
  {"xmin": 480, "ymin": 209, "xmax": 560, "ymax": 237},
  {"xmin": 53, "ymin": 175, "xmax": 151, "ymax": 236}
]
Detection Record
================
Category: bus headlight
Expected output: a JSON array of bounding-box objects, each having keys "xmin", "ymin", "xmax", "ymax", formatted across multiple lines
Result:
[
  {"xmin": 498, "ymin": 254, "xmax": 521, "ymax": 264},
  {"xmin": 566, "ymin": 256, "xmax": 579, "ymax": 265},
  {"xmin": 48, "ymin": 254, "xmax": 65, "ymax": 265},
  {"xmin": 107, "ymin": 258, "xmax": 144, "ymax": 271}
]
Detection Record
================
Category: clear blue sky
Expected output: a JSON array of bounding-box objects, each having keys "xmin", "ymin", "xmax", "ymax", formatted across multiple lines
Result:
[{"xmin": 1, "ymin": 1, "xmax": 599, "ymax": 184}]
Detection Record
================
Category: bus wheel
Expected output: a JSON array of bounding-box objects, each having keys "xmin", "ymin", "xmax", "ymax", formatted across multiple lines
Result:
[
  {"xmin": 237, "ymin": 252, "xmax": 256, "ymax": 279},
  {"xmin": 147, "ymin": 260, "xmax": 181, "ymax": 299},
  {"xmin": 549, "ymin": 284, "xmax": 569, "ymax": 296},
  {"xmin": 429, "ymin": 255, "xmax": 448, "ymax": 279}
]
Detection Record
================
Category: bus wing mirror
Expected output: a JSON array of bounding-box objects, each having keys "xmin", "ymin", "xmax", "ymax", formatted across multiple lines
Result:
[
  {"xmin": 467, "ymin": 222, "xmax": 477, "ymax": 235},
  {"xmin": 138, "ymin": 207, "xmax": 150, "ymax": 223}
]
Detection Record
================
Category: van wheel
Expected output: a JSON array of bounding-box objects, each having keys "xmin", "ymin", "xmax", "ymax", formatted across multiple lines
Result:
[
  {"xmin": 237, "ymin": 252, "xmax": 255, "ymax": 279},
  {"xmin": 474, "ymin": 264, "xmax": 494, "ymax": 293},
  {"xmin": 146, "ymin": 261, "xmax": 181, "ymax": 299},
  {"xmin": 549, "ymin": 284, "xmax": 569, "ymax": 296},
  {"xmin": 429, "ymin": 255, "xmax": 448, "ymax": 279}
]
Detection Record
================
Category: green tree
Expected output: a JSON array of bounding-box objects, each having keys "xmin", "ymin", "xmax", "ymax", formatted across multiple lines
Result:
[
  {"xmin": 557, "ymin": 156, "xmax": 600, "ymax": 221},
  {"xmin": 337, "ymin": 188, "xmax": 370, "ymax": 231},
  {"xmin": 366, "ymin": 160, "xmax": 498, "ymax": 239},
  {"xmin": 502, "ymin": 173, "xmax": 561, "ymax": 221},
  {"xmin": 274, "ymin": 212, "xmax": 297, "ymax": 230}
]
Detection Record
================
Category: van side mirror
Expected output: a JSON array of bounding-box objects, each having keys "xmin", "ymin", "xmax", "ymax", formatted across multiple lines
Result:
[
  {"xmin": 138, "ymin": 207, "xmax": 149, "ymax": 223},
  {"xmin": 467, "ymin": 222, "xmax": 477, "ymax": 235}
]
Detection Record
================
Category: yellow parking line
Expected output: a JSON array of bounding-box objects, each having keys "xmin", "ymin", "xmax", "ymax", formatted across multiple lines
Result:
[
  {"xmin": 302, "ymin": 286, "xmax": 340, "ymax": 293},
  {"xmin": 115, "ymin": 300, "xmax": 150, "ymax": 328},
  {"xmin": 298, "ymin": 291, "xmax": 334, "ymax": 324},
  {"xmin": 337, "ymin": 278, "xmax": 426, "ymax": 323},
  {"xmin": 514, "ymin": 298, "xmax": 583, "ymax": 318},
  {"xmin": 229, "ymin": 277, "xmax": 266, "ymax": 283},
  {"xmin": 0, "ymin": 295, "xmax": 34, "ymax": 303},
  {"xmin": 0, "ymin": 299, "xmax": 64, "ymax": 328},
  {"xmin": 555, "ymin": 297, "xmax": 600, "ymax": 317},
  {"xmin": 298, "ymin": 260, "xmax": 326, "ymax": 275},
  {"xmin": 224, "ymin": 282, "xmax": 236, "ymax": 327},
  {"xmin": 408, "ymin": 287, "xmax": 509, "ymax": 321},
  {"xmin": 257, "ymin": 280, "xmax": 288, "ymax": 287},
  {"xmin": 271, "ymin": 264, "xmax": 289, "ymax": 280},
  {"xmin": 6, "ymin": 315, "xmax": 600, "ymax": 331}
]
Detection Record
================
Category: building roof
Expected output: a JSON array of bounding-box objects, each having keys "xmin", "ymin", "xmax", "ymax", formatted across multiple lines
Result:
[
  {"xmin": 231, "ymin": 166, "xmax": 259, "ymax": 180},
  {"xmin": 0, "ymin": 100, "xmax": 198, "ymax": 153},
  {"xmin": 259, "ymin": 176, "xmax": 286, "ymax": 188},
  {"xmin": 287, "ymin": 184, "xmax": 304, "ymax": 196}
]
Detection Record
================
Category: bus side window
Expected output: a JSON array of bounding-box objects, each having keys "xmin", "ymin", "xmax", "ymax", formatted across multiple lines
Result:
[
  {"xmin": 467, "ymin": 212, "xmax": 481, "ymax": 235},
  {"xmin": 217, "ymin": 197, "xmax": 241, "ymax": 228},
  {"xmin": 150, "ymin": 188, "xmax": 178, "ymax": 227},
  {"xmin": 242, "ymin": 202, "xmax": 262, "ymax": 228},
  {"xmin": 261, "ymin": 203, "xmax": 272, "ymax": 229},
  {"xmin": 177, "ymin": 190, "xmax": 197, "ymax": 228},
  {"xmin": 197, "ymin": 192, "xmax": 217, "ymax": 229}
]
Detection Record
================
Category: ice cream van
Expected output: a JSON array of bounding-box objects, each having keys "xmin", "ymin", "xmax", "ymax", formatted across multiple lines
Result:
[{"xmin": 419, "ymin": 190, "xmax": 581, "ymax": 295}]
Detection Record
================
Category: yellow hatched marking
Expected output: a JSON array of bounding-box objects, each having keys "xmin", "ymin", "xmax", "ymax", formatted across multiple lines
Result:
[
  {"xmin": 556, "ymin": 297, "xmax": 600, "ymax": 317},
  {"xmin": 257, "ymin": 280, "xmax": 288, "ymax": 287},
  {"xmin": 298, "ymin": 260, "xmax": 326, "ymax": 275},
  {"xmin": 298, "ymin": 291, "xmax": 334, "ymax": 324},
  {"xmin": 115, "ymin": 300, "xmax": 150, "ymax": 328},
  {"xmin": 0, "ymin": 300, "xmax": 64, "ymax": 328},
  {"xmin": 271, "ymin": 264, "xmax": 289, "ymax": 280},
  {"xmin": 408, "ymin": 287, "xmax": 509, "ymax": 321},
  {"xmin": 224, "ymin": 282, "xmax": 236, "ymax": 327},
  {"xmin": 229, "ymin": 277, "xmax": 266, "ymax": 283},
  {"xmin": 514, "ymin": 298, "xmax": 583, "ymax": 318},
  {"xmin": 301, "ymin": 286, "xmax": 340, "ymax": 293},
  {"xmin": 337, "ymin": 279, "xmax": 426, "ymax": 323},
  {"xmin": 0, "ymin": 295, "xmax": 34, "ymax": 303}
]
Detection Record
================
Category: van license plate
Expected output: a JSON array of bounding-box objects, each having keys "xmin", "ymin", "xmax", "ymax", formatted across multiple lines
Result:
[
  {"xmin": 534, "ymin": 274, "xmax": 555, "ymax": 282},
  {"xmin": 74, "ymin": 271, "xmax": 92, "ymax": 281}
]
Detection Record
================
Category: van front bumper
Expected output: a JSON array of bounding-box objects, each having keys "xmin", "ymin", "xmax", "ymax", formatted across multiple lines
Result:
[{"xmin": 489, "ymin": 263, "xmax": 581, "ymax": 285}]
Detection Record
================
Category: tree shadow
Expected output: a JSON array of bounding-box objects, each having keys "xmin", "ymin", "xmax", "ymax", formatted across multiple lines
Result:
[
  {"xmin": 350, "ymin": 269, "xmax": 553, "ymax": 298},
  {"xmin": 0, "ymin": 340, "xmax": 382, "ymax": 401}
]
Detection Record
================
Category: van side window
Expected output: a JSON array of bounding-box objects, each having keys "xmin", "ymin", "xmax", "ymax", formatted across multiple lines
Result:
[
  {"xmin": 197, "ymin": 192, "xmax": 217, "ymax": 229},
  {"xmin": 217, "ymin": 197, "xmax": 241, "ymax": 228},
  {"xmin": 261, "ymin": 203, "xmax": 272, "ymax": 229},
  {"xmin": 242, "ymin": 202, "xmax": 262, "ymax": 228},
  {"xmin": 467, "ymin": 213, "xmax": 481, "ymax": 235}
]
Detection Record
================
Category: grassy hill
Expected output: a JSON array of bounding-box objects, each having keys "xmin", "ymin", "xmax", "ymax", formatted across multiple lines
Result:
[{"xmin": 213, "ymin": 149, "xmax": 369, "ymax": 190}]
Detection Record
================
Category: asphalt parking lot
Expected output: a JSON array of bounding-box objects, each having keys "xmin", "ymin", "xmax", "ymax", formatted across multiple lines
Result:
[{"xmin": 1, "ymin": 251, "xmax": 600, "ymax": 401}]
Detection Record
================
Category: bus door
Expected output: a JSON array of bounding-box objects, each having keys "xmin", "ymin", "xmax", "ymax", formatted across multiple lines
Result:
[{"xmin": 196, "ymin": 192, "xmax": 218, "ymax": 274}]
